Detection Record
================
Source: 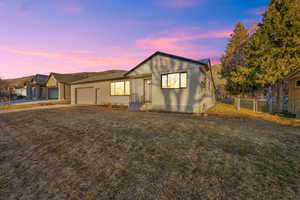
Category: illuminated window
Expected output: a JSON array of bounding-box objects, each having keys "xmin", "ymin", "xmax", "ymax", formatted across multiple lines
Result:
[
  {"xmin": 296, "ymin": 80, "xmax": 300, "ymax": 87},
  {"xmin": 111, "ymin": 80, "xmax": 130, "ymax": 96},
  {"xmin": 180, "ymin": 73, "xmax": 187, "ymax": 88},
  {"xmin": 162, "ymin": 75, "xmax": 168, "ymax": 88},
  {"xmin": 162, "ymin": 72, "xmax": 187, "ymax": 89},
  {"xmin": 125, "ymin": 81, "xmax": 130, "ymax": 95}
]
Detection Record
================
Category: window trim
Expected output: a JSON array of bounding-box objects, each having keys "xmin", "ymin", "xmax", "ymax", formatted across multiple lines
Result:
[
  {"xmin": 110, "ymin": 80, "xmax": 130, "ymax": 96},
  {"xmin": 296, "ymin": 80, "xmax": 300, "ymax": 88},
  {"xmin": 161, "ymin": 72, "xmax": 188, "ymax": 89}
]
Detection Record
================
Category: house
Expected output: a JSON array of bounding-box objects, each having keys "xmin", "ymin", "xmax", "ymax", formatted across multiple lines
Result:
[
  {"xmin": 46, "ymin": 70, "xmax": 126, "ymax": 100},
  {"xmin": 14, "ymin": 86, "xmax": 28, "ymax": 97},
  {"xmin": 26, "ymin": 74, "xmax": 48, "ymax": 100},
  {"xmin": 71, "ymin": 51, "xmax": 216, "ymax": 113},
  {"xmin": 3, "ymin": 75, "xmax": 33, "ymax": 98},
  {"xmin": 286, "ymin": 68, "xmax": 300, "ymax": 116}
]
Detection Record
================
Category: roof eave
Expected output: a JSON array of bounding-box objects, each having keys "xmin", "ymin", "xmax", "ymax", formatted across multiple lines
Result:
[
  {"xmin": 125, "ymin": 51, "xmax": 208, "ymax": 76},
  {"xmin": 72, "ymin": 76, "xmax": 127, "ymax": 85}
]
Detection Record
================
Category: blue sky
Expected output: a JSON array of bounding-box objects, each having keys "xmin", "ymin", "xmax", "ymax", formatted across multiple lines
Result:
[{"xmin": 0, "ymin": 0, "xmax": 269, "ymax": 78}]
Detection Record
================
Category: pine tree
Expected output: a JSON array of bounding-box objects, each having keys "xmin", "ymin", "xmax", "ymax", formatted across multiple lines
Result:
[
  {"xmin": 221, "ymin": 23, "xmax": 252, "ymax": 94},
  {"xmin": 222, "ymin": 23, "xmax": 249, "ymax": 70},
  {"xmin": 245, "ymin": 0, "xmax": 300, "ymax": 87}
]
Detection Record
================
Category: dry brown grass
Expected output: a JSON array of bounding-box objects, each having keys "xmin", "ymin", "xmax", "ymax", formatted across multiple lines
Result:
[
  {"xmin": 0, "ymin": 106, "xmax": 299, "ymax": 200},
  {"xmin": 0, "ymin": 100, "xmax": 70, "ymax": 111},
  {"xmin": 208, "ymin": 103, "xmax": 300, "ymax": 127}
]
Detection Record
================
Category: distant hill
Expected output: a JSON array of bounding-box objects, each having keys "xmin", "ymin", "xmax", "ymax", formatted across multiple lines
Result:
[{"xmin": 2, "ymin": 76, "xmax": 34, "ymax": 88}]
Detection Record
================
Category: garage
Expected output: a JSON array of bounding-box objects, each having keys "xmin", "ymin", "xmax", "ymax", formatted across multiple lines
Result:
[
  {"xmin": 76, "ymin": 88, "xmax": 94, "ymax": 104},
  {"xmin": 48, "ymin": 88, "xmax": 58, "ymax": 99}
]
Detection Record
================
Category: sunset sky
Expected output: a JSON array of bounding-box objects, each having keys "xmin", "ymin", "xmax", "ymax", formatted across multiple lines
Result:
[{"xmin": 0, "ymin": 0, "xmax": 269, "ymax": 79}]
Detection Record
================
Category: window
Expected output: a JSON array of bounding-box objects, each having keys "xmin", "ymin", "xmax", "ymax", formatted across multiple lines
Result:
[
  {"xmin": 111, "ymin": 80, "xmax": 130, "ymax": 96},
  {"xmin": 162, "ymin": 72, "xmax": 187, "ymax": 89},
  {"xmin": 296, "ymin": 80, "xmax": 300, "ymax": 88}
]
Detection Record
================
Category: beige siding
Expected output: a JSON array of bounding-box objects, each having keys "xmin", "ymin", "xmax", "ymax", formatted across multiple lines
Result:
[
  {"xmin": 128, "ymin": 54, "xmax": 215, "ymax": 113},
  {"xmin": 46, "ymin": 75, "xmax": 58, "ymax": 87},
  {"xmin": 71, "ymin": 80, "xmax": 130, "ymax": 105},
  {"xmin": 288, "ymin": 74, "xmax": 300, "ymax": 114},
  {"xmin": 65, "ymin": 84, "xmax": 71, "ymax": 100}
]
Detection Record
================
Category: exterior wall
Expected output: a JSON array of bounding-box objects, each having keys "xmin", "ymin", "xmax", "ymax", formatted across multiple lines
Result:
[
  {"xmin": 47, "ymin": 75, "xmax": 71, "ymax": 100},
  {"xmin": 128, "ymin": 54, "xmax": 215, "ymax": 113},
  {"xmin": 58, "ymin": 83, "xmax": 65, "ymax": 100},
  {"xmin": 15, "ymin": 87, "xmax": 27, "ymax": 97},
  {"xmin": 46, "ymin": 75, "xmax": 58, "ymax": 87},
  {"xmin": 65, "ymin": 84, "xmax": 71, "ymax": 100},
  {"xmin": 40, "ymin": 87, "xmax": 47, "ymax": 99},
  {"xmin": 26, "ymin": 87, "xmax": 32, "ymax": 99},
  {"xmin": 71, "ymin": 80, "xmax": 130, "ymax": 105},
  {"xmin": 288, "ymin": 75, "xmax": 300, "ymax": 114}
]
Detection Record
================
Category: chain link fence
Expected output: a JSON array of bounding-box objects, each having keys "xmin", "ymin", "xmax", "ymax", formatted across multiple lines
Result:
[{"xmin": 234, "ymin": 97, "xmax": 289, "ymax": 114}]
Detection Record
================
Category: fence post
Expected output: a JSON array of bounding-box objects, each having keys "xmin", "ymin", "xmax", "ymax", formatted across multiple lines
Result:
[
  {"xmin": 268, "ymin": 98, "xmax": 273, "ymax": 113},
  {"xmin": 254, "ymin": 99, "xmax": 258, "ymax": 112},
  {"xmin": 235, "ymin": 97, "xmax": 240, "ymax": 111}
]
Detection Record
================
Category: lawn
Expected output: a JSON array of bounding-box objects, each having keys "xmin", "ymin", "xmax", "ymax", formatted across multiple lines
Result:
[{"xmin": 0, "ymin": 105, "xmax": 299, "ymax": 200}]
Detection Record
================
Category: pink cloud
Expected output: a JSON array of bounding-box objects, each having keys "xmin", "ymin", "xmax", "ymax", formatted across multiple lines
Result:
[
  {"xmin": 157, "ymin": 0, "xmax": 202, "ymax": 8},
  {"xmin": 136, "ymin": 27, "xmax": 231, "ymax": 58},
  {"xmin": 0, "ymin": 47, "xmax": 137, "ymax": 67},
  {"xmin": 0, "ymin": 26, "xmax": 230, "ymax": 78}
]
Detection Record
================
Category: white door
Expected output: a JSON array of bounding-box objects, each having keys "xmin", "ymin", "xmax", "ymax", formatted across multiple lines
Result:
[{"xmin": 76, "ymin": 88, "xmax": 94, "ymax": 104}]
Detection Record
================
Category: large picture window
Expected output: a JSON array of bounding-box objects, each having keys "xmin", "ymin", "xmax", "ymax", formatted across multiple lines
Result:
[
  {"xmin": 111, "ymin": 80, "xmax": 130, "ymax": 96},
  {"xmin": 162, "ymin": 72, "xmax": 187, "ymax": 89}
]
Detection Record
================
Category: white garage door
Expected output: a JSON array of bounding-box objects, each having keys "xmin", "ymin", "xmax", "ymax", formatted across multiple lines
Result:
[
  {"xmin": 76, "ymin": 88, "xmax": 94, "ymax": 104},
  {"xmin": 48, "ymin": 88, "xmax": 58, "ymax": 99}
]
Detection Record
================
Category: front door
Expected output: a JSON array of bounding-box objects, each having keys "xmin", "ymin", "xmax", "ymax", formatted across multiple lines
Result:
[{"xmin": 144, "ymin": 79, "xmax": 152, "ymax": 103}]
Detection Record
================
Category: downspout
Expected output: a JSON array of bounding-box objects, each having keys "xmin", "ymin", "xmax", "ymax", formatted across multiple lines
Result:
[{"xmin": 208, "ymin": 59, "xmax": 217, "ymax": 92}]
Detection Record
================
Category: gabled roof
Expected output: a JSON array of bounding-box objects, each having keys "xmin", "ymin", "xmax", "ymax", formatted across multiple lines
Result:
[
  {"xmin": 72, "ymin": 71, "xmax": 128, "ymax": 84},
  {"xmin": 286, "ymin": 67, "xmax": 300, "ymax": 79},
  {"xmin": 125, "ymin": 51, "xmax": 210, "ymax": 76},
  {"xmin": 48, "ymin": 70, "xmax": 127, "ymax": 85},
  {"xmin": 26, "ymin": 74, "xmax": 48, "ymax": 86},
  {"xmin": 50, "ymin": 72, "xmax": 91, "ymax": 84}
]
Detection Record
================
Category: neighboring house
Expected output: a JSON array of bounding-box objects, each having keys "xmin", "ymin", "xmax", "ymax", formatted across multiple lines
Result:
[
  {"xmin": 3, "ymin": 75, "xmax": 33, "ymax": 98},
  {"xmin": 71, "ymin": 51, "xmax": 216, "ymax": 113},
  {"xmin": 286, "ymin": 68, "xmax": 300, "ymax": 115},
  {"xmin": 14, "ymin": 86, "xmax": 28, "ymax": 97},
  {"xmin": 26, "ymin": 74, "xmax": 48, "ymax": 100},
  {"xmin": 46, "ymin": 70, "xmax": 126, "ymax": 100}
]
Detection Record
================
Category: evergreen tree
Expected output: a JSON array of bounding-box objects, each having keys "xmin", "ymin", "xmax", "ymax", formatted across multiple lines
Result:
[
  {"xmin": 221, "ymin": 23, "xmax": 252, "ymax": 94},
  {"xmin": 245, "ymin": 0, "xmax": 300, "ymax": 87}
]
